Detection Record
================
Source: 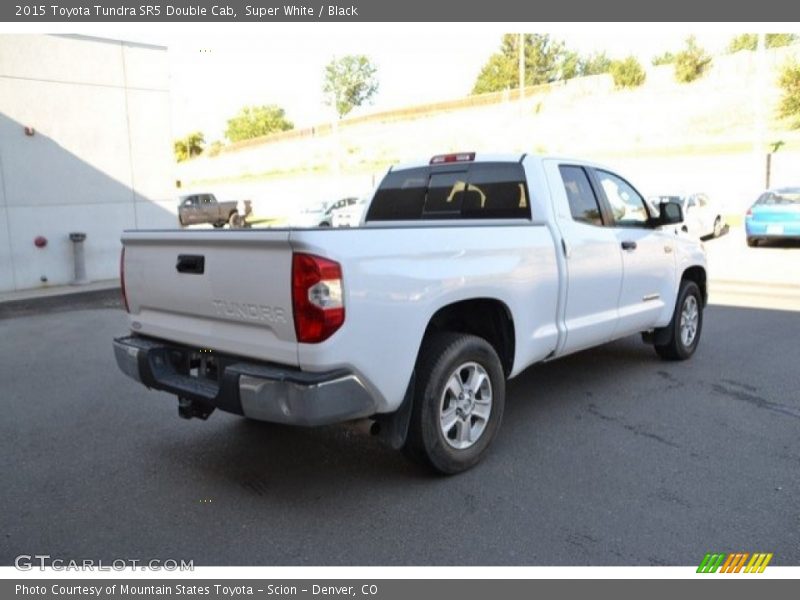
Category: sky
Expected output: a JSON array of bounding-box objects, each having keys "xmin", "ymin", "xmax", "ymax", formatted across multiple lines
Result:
[{"xmin": 129, "ymin": 26, "xmax": 740, "ymax": 140}]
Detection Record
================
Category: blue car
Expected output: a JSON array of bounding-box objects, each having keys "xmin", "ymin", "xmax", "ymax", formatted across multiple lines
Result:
[{"xmin": 745, "ymin": 187, "xmax": 800, "ymax": 247}]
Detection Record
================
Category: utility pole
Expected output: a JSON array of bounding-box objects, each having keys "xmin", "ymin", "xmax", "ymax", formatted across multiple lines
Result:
[{"xmin": 518, "ymin": 33, "xmax": 525, "ymax": 109}]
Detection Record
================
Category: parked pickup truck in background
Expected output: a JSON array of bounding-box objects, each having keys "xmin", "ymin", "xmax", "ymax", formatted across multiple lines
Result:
[
  {"xmin": 115, "ymin": 153, "xmax": 706, "ymax": 474},
  {"xmin": 178, "ymin": 193, "xmax": 244, "ymax": 228}
]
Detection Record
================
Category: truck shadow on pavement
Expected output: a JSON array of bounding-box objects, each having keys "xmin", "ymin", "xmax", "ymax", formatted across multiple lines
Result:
[{"xmin": 149, "ymin": 303, "xmax": 800, "ymax": 505}]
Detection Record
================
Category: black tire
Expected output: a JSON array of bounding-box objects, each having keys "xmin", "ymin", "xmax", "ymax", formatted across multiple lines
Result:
[
  {"xmin": 746, "ymin": 237, "xmax": 759, "ymax": 247},
  {"xmin": 403, "ymin": 332, "xmax": 505, "ymax": 474},
  {"xmin": 654, "ymin": 280, "xmax": 703, "ymax": 361},
  {"xmin": 212, "ymin": 222, "xmax": 225, "ymax": 229}
]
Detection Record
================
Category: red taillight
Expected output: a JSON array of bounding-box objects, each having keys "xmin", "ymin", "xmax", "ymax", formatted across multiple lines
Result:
[
  {"xmin": 430, "ymin": 152, "xmax": 475, "ymax": 165},
  {"xmin": 746, "ymin": 208, "xmax": 753, "ymax": 217},
  {"xmin": 120, "ymin": 247, "xmax": 130, "ymax": 313},
  {"xmin": 292, "ymin": 253, "xmax": 344, "ymax": 343}
]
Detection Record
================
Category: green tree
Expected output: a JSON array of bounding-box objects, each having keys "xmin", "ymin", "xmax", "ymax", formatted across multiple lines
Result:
[
  {"xmin": 674, "ymin": 36, "xmax": 712, "ymax": 83},
  {"xmin": 560, "ymin": 51, "xmax": 611, "ymax": 80},
  {"xmin": 609, "ymin": 56, "xmax": 646, "ymax": 88},
  {"xmin": 778, "ymin": 60, "xmax": 800, "ymax": 129},
  {"xmin": 728, "ymin": 33, "xmax": 798, "ymax": 53},
  {"xmin": 224, "ymin": 105, "xmax": 293, "ymax": 143},
  {"xmin": 173, "ymin": 131, "xmax": 205, "ymax": 162},
  {"xmin": 560, "ymin": 50, "xmax": 582, "ymax": 80},
  {"xmin": 580, "ymin": 52, "xmax": 612, "ymax": 76},
  {"xmin": 322, "ymin": 55, "xmax": 380, "ymax": 119},
  {"xmin": 473, "ymin": 34, "xmax": 566, "ymax": 93},
  {"xmin": 651, "ymin": 51, "xmax": 675, "ymax": 66}
]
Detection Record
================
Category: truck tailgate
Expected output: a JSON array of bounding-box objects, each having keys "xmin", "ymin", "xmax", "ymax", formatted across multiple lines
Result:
[{"xmin": 121, "ymin": 230, "xmax": 298, "ymax": 366}]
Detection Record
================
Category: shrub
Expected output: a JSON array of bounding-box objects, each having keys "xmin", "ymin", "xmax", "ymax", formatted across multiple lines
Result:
[
  {"xmin": 609, "ymin": 56, "xmax": 646, "ymax": 88},
  {"xmin": 674, "ymin": 36, "xmax": 712, "ymax": 83},
  {"xmin": 728, "ymin": 33, "xmax": 798, "ymax": 53},
  {"xmin": 651, "ymin": 51, "xmax": 675, "ymax": 66}
]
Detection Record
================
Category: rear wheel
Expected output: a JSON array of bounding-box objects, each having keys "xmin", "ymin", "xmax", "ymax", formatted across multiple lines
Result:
[
  {"xmin": 403, "ymin": 332, "xmax": 505, "ymax": 474},
  {"xmin": 654, "ymin": 280, "xmax": 703, "ymax": 360},
  {"xmin": 228, "ymin": 211, "xmax": 240, "ymax": 227}
]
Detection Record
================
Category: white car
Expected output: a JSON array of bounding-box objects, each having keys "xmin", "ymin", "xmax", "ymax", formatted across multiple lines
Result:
[
  {"xmin": 331, "ymin": 197, "xmax": 369, "ymax": 227},
  {"xmin": 651, "ymin": 193, "xmax": 725, "ymax": 239},
  {"xmin": 114, "ymin": 153, "xmax": 706, "ymax": 473},
  {"xmin": 294, "ymin": 197, "xmax": 360, "ymax": 227}
]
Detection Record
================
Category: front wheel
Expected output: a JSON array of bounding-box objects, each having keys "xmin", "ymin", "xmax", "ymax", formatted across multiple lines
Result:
[
  {"xmin": 403, "ymin": 332, "xmax": 505, "ymax": 474},
  {"xmin": 654, "ymin": 280, "xmax": 703, "ymax": 360}
]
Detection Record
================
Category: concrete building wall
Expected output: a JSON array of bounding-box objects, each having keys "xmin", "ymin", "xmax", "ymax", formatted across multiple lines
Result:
[{"xmin": 0, "ymin": 34, "xmax": 175, "ymax": 292}]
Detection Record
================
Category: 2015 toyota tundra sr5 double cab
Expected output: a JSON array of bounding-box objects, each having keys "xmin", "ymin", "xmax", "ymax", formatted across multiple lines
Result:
[{"xmin": 114, "ymin": 153, "xmax": 706, "ymax": 473}]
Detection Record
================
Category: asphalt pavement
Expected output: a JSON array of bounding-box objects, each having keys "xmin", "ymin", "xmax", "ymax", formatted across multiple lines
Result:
[{"xmin": 1, "ymin": 295, "xmax": 798, "ymax": 566}]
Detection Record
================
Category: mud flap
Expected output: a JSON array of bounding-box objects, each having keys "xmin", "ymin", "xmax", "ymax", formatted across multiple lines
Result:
[{"xmin": 374, "ymin": 373, "xmax": 415, "ymax": 450}]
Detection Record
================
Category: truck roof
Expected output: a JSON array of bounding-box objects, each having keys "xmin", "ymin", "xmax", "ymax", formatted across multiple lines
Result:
[{"xmin": 389, "ymin": 153, "xmax": 612, "ymax": 173}]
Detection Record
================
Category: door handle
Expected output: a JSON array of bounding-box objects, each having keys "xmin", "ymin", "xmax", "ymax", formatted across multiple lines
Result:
[
  {"xmin": 621, "ymin": 240, "xmax": 637, "ymax": 251},
  {"xmin": 176, "ymin": 254, "xmax": 205, "ymax": 274}
]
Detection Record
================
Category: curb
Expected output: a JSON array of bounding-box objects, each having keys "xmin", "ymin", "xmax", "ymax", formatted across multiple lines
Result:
[{"xmin": 0, "ymin": 286, "xmax": 122, "ymax": 320}]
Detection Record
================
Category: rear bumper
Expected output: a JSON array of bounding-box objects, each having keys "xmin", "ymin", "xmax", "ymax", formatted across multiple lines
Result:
[
  {"xmin": 745, "ymin": 220, "xmax": 800, "ymax": 239},
  {"xmin": 113, "ymin": 335, "xmax": 377, "ymax": 426}
]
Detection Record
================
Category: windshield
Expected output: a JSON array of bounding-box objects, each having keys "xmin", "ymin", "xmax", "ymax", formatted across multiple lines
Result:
[{"xmin": 756, "ymin": 189, "xmax": 800, "ymax": 205}]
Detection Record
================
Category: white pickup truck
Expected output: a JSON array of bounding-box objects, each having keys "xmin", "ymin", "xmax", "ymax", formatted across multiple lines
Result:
[{"xmin": 114, "ymin": 153, "xmax": 706, "ymax": 473}]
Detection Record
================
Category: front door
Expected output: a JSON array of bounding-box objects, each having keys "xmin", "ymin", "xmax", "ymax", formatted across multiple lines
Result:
[{"xmin": 592, "ymin": 169, "xmax": 677, "ymax": 336}]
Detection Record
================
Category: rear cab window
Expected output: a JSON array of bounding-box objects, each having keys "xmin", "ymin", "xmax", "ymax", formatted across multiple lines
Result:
[{"xmin": 366, "ymin": 162, "xmax": 531, "ymax": 222}]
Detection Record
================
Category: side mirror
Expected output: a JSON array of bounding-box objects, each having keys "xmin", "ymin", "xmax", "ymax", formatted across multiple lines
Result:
[{"xmin": 657, "ymin": 201, "xmax": 683, "ymax": 226}]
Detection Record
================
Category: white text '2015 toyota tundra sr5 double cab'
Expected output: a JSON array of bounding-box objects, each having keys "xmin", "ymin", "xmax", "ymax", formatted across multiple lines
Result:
[{"xmin": 114, "ymin": 153, "xmax": 706, "ymax": 473}]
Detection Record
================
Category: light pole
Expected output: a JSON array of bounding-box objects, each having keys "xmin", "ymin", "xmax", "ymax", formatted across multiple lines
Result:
[{"xmin": 518, "ymin": 33, "xmax": 525, "ymax": 110}]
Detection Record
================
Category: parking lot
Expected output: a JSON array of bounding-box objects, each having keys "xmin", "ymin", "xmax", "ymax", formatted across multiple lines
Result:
[{"xmin": 1, "ymin": 267, "xmax": 799, "ymax": 566}]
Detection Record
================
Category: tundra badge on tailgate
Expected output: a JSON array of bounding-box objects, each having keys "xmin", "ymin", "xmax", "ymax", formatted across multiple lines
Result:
[{"xmin": 211, "ymin": 299, "xmax": 287, "ymax": 324}]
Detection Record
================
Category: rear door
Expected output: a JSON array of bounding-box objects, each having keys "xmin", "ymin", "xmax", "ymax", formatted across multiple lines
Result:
[
  {"xmin": 122, "ymin": 230, "xmax": 298, "ymax": 365},
  {"xmin": 549, "ymin": 163, "xmax": 623, "ymax": 354},
  {"xmin": 591, "ymin": 169, "xmax": 677, "ymax": 336}
]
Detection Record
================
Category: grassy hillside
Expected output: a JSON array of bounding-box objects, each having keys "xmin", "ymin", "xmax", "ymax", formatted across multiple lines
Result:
[{"xmin": 178, "ymin": 46, "xmax": 800, "ymax": 200}]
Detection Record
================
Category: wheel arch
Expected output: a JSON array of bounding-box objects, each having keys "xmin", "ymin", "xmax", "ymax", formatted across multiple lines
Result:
[
  {"xmin": 421, "ymin": 297, "xmax": 516, "ymax": 377},
  {"xmin": 681, "ymin": 265, "xmax": 707, "ymax": 306}
]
